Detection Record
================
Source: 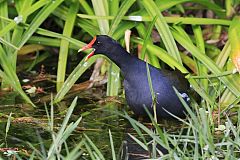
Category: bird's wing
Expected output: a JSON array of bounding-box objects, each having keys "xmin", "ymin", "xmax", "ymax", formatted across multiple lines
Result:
[{"xmin": 160, "ymin": 69, "xmax": 189, "ymax": 93}]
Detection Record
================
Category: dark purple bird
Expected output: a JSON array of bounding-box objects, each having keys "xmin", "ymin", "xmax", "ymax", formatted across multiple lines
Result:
[{"xmin": 79, "ymin": 35, "xmax": 190, "ymax": 118}]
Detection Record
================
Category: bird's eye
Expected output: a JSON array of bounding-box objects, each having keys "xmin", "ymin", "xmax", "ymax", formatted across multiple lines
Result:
[{"xmin": 96, "ymin": 41, "xmax": 101, "ymax": 45}]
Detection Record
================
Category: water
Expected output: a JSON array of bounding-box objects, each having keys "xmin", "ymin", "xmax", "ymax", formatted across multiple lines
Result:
[
  {"xmin": 0, "ymin": 91, "xmax": 127, "ymax": 159},
  {"xmin": 0, "ymin": 89, "xmax": 186, "ymax": 159}
]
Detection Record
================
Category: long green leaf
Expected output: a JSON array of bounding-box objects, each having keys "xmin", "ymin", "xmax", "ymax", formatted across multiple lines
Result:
[
  {"xmin": 16, "ymin": 0, "xmax": 64, "ymax": 49},
  {"xmin": 109, "ymin": 130, "xmax": 116, "ymax": 160},
  {"xmin": 0, "ymin": 45, "xmax": 35, "ymax": 106},
  {"xmin": 84, "ymin": 134, "xmax": 105, "ymax": 160},
  {"xmin": 0, "ymin": 70, "xmax": 35, "ymax": 107},
  {"xmin": 108, "ymin": 0, "xmax": 136, "ymax": 36},
  {"xmin": 47, "ymin": 97, "xmax": 80, "ymax": 158},
  {"xmin": 142, "ymin": 0, "xmax": 182, "ymax": 64},
  {"xmin": 57, "ymin": 2, "xmax": 79, "ymax": 91},
  {"xmin": 172, "ymin": 29, "xmax": 240, "ymax": 97},
  {"xmin": 91, "ymin": 0, "xmax": 109, "ymax": 34},
  {"xmin": 106, "ymin": 63, "xmax": 120, "ymax": 96},
  {"xmin": 132, "ymin": 38, "xmax": 187, "ymax": 73},
  {"xmin": 0, "ymin": 0, "xmax": 10, "ymax": 49},
  {"xmin": 5, "ymin": 112, "xmax": 12, "ymax": 141},
  {"xmin": 77, "ymin": 14, "xmax": 231, "ymax": 25},
  {"xmin": 192, "ymin": 25, "xmax": 208, "ymax": 92},
  {"xmin": 54, "ymin": 55, "xmax": 103, "ymax": 103}
]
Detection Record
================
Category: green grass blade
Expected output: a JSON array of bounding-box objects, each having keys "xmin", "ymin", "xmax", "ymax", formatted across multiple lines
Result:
[
  {"xmin": 132, "ymin": 37, "xmax": 187, "ymax": 73},
  {"xmin": 225, "ymin": 0, "xmax": 233, "ymax": 17},
  {"xmin": 106, "ymin": 63, "xmax": 120, "ymax": 96},
  {"xmin": 140, "ymin": 16, "xmax": 157, "ymax": 60},
  {"xmin": 54, "ymin": 55, "xmax": 103, "ymax": 103},
  {"xmin": 79, "ymin": 0, "xmax": 94, "ymax": 14},
  {"xmin": 109, "ymin": 130, "xmax": 116, "ymax": 160},
  {"xmin": 192, "ymin": 25, "xmax": 208, "ymax": 92},
  {"xmin": 108, "ymin": 0, "xmax": 135, "ymax": 36},
  {"xmin": 65, "ymin": 140, "xmax": 85, "ymax": 160},
  {"xmin": 109, "ymin": 0, "xmax": 119, "ymax": 16},
  {"xmin": 112, "ymin": 22, "xmax": 136, "ymax": 40},
  {"xmin": 142, "ymin": 0, "xmax": 182, "ymax": 64},
  {"xmin": 0, "ymin": 16, "xmax": 85, "ymax": 49},
  {"xmin": 122, "ymin": 113, "xmax": 168, "ymax": 149},
  {"xmin": 9, "ymin": 0, "xmax": 32, "ymax": 69},
  {"xmin": 83, "ymin": 141, "xmax": 96, "ymax": 160},
  {"xmin": 146, "ymin": 62, "xmax": 157, "ymax": 121},
  {"xmin": 84, "ymin": 134, "xmax": 105, "ymax": 160},
  {"xmin": 47, "ymin": 97, "xmax": 80, "ymax": 158},
  {"xmin": 0, "ymin": 0, "xmax": 10, "ymax": 49},
  {"xmin": 216, "ymin": 41, "xmax": 231, "ymax": 68},
  {"xmin": 77, "ymin": 14, "xmax": 231, "ymax": 25},
  {"xmin": 12, "ymin": 1, "xmax": 48, "ymax": 50},
  {"xmin": 136, "ymin": 22, "xmax": 160, "ymax": 68},
  {"xmin": 229, "ymin": 16, "xmax": 240, "ymax": 71},
  {"xmin": 16, "ymin": 0, "xmax": 64, "ymax": 49},
  {"xmin": 165, "ymin": 17, "xmax": 230, "ymax": 25},
  {"xmin": 24, "ymin": 0, "xmax": 49, "ymax": 16},
  {"xmin": 15, "ymin": 0, "xmax": 33, "ymax": 13},
  {"xmin": 0, "ymin": 70, "xmax": 35, "ymax": 107},
  {"xmin": 0, "ymin": 45, "xmax": 35, "ymax": 106},
  {"xmin": 91, "ymin": 0, "xmax": 109, "ymax": 34},
  {"xmin": 0, "ymin": 37, "xmax": 19, "ymax": 50},
  {"xmin": 172, "ymin": 29, "xmax": 240, "ymax": 97},
  {"xmin": 28, "ymin": 36, "xmax": 81, "ymax": 50},
  {"xmin": 57, "ymin": 2, "xmax": 79, "ymax": 91},
  {"xmin": 5, "ymin": 112, "xmax": 12, "ymax": 142},
  {"xmin": 128, "ymin": 133, "xmax": 148, "ymax": 151}
]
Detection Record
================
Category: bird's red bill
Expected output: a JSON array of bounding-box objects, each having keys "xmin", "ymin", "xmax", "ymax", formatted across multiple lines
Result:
[
  {"xmin": 85, "ymin": 49, "xmax": 95, "ymax": 61},
  {"xmin": 78, "ymin": 36, "xmax": 97, "ymax": 61}
]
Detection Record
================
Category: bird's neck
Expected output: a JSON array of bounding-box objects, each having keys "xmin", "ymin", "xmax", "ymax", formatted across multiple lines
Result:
[{"xmin": 106, "ymin": 45, "xmax": 136, "ymax": 70}]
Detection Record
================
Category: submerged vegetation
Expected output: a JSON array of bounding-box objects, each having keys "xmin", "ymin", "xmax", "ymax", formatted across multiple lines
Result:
[{"xmin": 0, "ymin": 0, "xmax": 240, "ymax": 159}]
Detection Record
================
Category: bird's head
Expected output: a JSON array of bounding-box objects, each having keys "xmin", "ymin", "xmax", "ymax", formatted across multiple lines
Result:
[{"xmin": 78, "ymin": 35, "xmax": 119, "ymax": 61}]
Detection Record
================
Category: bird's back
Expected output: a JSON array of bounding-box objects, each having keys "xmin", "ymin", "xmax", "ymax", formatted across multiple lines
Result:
[{"xmin": 122, "ymin": 59, "xmax": 188, "ymax": 118}]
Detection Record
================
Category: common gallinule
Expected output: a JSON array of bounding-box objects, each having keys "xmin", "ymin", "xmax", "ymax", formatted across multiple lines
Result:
[{"xmin": 79, "ymin": 35, "xmax": 190, "ymax": 118}]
